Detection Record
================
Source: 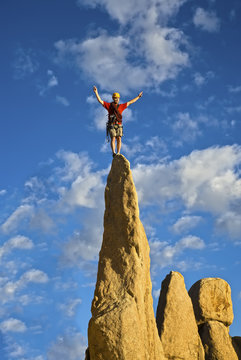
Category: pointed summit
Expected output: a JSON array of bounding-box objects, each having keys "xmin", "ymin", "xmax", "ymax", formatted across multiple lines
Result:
[{"xmin": 88, "ymin": 155, "xmax": 165, "ymax": 360}]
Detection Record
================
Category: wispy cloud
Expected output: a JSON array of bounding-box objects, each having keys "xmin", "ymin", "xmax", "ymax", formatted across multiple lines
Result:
[
  {"xmin": 228, "ymin": 85, "xmax": 241, "ymax": 93},
  {"xmin": 38, "ymin": 69, "xmax": 59, "ymax": 96},
  {"xmin": 1, "ymin": 204, "xmax": 34, "ymax": 234},
  {"xmin": 58, "ymin": 298, "xmax": 82, "ymax": 317},
  {"xmin": 13, "ymin": 47, "xmax": 39, "ymax": 79},
  {"xmin": 193, "ymin": 8, "xmax": 220, "ymax": 32},
  {"xmin": 0, "ymin": 235, "xmax": 34, "ymax": 260},
  {"xmin": 193, "ymin": 71, "xmax": 215, "ymax": 87},
  {"xmin": 47, "ymin": 331, "xmax": 87, "ymax": 360},
  {"xmin": 0, "ymin": 269, "xmax": 49, "ymax": 304},
  {"xmin": 150, "ymin": 235, "xmax": 205, "ymax": 269},
  {"xmin": 56, "ymin": 95, "xmax": 70, "ymax": 107},
  {"xmin": 171, "ymin": 215, "xmax": 203, "ymax": 234}
]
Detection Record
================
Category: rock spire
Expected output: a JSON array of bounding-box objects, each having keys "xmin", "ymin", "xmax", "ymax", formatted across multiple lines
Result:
[{"xmin": 87, "ymin": 155, "xmax": 165, "ymax": 360}]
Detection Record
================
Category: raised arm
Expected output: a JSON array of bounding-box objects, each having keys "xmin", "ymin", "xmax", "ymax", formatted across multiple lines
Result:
[
  {"xmin": 93, "ymin": 86, "xmax": 104, "ymax": 105},
  {"xmin": 127, "ymin": 91, "xmax": 143, "ymax": 107}
]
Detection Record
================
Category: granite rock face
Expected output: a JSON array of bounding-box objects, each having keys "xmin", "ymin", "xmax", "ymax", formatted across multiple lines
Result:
[
  {"xmin": 156, "ymin": 271, "xmax": 205, "ymax": 360},
  {"xmin": 188, "ymin": 278, "xmax": 233, "ymax": 326},
  {"xmin": 88, "ymin": 155, "xmax": 165, "ymax": 360},
  {"xmin": 199, "ymin": 321, "xmax": 239, "ymax": 360}
]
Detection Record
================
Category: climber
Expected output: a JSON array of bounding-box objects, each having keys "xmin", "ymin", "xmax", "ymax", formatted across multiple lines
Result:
[{"xmin": 93, "ymin": 86, "xmax": 143, "ymax": 157}]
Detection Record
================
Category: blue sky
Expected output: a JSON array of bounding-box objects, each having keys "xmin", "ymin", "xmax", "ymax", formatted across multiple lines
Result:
[{"xmin": 1, "ymin": 0, "xmax": 241, "ymax": 359}]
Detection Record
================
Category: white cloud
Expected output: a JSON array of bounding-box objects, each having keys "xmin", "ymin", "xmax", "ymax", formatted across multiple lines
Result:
[
  {"xmin": 78, "ymin": 0, "xmax": 187, "ymax": 26},
  {"xmin": 59, "ymin": 298, "xmax": 82, "ymax": 317},
  {"xmin": 7, "ymin": 342, "xmax": 25, "ymax": 358},
  {"xmin": 120, "ymin": 135, "xmax": 168, "ymax": 164},
  {"xmin": 193, "ymin": 71, "xmax": 214, "ymax": 86},
  {"xmin": 150, "ymin": 235, "xmax": 205, "ymax": 269},
  {"xmin": 13, "ymin": 47, "xmax": 39, "ymax": 79},
  {"xmin": 55, "ymin": 150, "xmax": 92, "ymax": 182},
  {"xmin": 228, "ymin": 85, "xmax": 241, "ymax": 93},
  {"xmin": 55, "ymin": 0, "xmax": 189, "ymax": 94},
  {"xmin": 54, "ymin": 151, "xmax": 107, "ymax": 210},
  {"xmin": 133, "ymin": 145, "xmax": 241, "ymax": 238},
  {"xmin": 38, "ymin": 70, "xmax": 59, "ymax": 96},
  {"xmin": 0, "ymin": 318, "xmax": 27, "ymax": 333},
  {"xmin": 216, "ymin": 212, "xmax": 241, "ymax": 239},
  {"xmin": 47, "ymin": 70, "xmax": 58, "ymax": 88},
  {"xmin": 172, "ymin": 112, "xmax": 201, "ymax": 144},
  {"xmin": 172, "ymin": 215, "xmax": 202, "ymax": 234},
  {"xmin": 0, "ymin": 189, "xmax": 7, "ymax": 196},
  {"xmin": 29, "ymin": 209, "xmax": 55, "ymax": 234},
  {"xmin": 47, "ymin": 331, "xmax": 87, "ymax": 360},
  {"xmin": 56, "ymin": 95, "xmax": 70, "ymax": 106},
  {"xmin": 193, "ymin": 8, "xmax": 220, "ymax": 32},
  {"xmin": 1, "ymin": 204, "xmax": 34, "ymax": 234},
  {"xmin": 0, "ymin": 235, "xmax": 34, "ymax": 260},
  {"xmin": 0, "ymin": 269, "xmax": 49, "ymax": 304}
]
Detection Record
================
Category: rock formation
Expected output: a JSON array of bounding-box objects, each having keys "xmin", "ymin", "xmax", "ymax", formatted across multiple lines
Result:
[
  {"xmin": 86, "ymin": 154, "xmax": 241, "ymax": 360},
  {"xmin": 87, "ymin": 155, "xmax": 166, "ymax": 360},
  {"xmin": 188, "ymin": 278, "xmax": 233, "ymax": 326},
  {"xmin": 156, "ymin": 271, "xmax": 205, "ymax": 360},
  {"xmin": 189, "ymin": 278, "xmax": 239, "ymax": 360}
]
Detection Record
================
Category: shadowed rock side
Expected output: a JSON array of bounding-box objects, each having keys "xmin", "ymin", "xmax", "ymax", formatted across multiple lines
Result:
[
  {"xmin": 88, "ymin": 155, "xmax": 166, "ymax": 360},
  {"xmin": 232, "ymin": 337, "xmax": 241, "ymax": 359},
  {"xmin": 199, "ymin": 321, "xmax": 239, "ymax": 360},
  {"xmin": 156, "ymin": 271, "xmax": 205, "ymax": 360}
]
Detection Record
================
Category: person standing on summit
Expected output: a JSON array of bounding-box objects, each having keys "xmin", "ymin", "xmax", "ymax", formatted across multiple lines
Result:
[{"xmin": 93, "ymin": 86, "xmax": 143, "ymax": 157}]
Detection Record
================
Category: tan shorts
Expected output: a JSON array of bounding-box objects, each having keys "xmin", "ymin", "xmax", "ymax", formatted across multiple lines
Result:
[{"xmin": 109, "ymin": 125, "xmax": 123, "ymax": 138}]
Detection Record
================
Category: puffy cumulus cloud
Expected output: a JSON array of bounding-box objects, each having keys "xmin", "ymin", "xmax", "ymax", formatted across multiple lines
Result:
[
  {"xmin": 0, "ymin": 235, "xmax": 34, "ymax": 260},
  {"xmin": 133, "ymin": 145, "xmax": 241, "ymax": 238},
  {"xmin": 193, "ymin": 8, "xmax": 220, "ymax": 32},
  {"xmin": 171, "ymin": 215, "xmax": 202, "ymax": 234},
  {"xmin": 0, "ymin": 189, "xmax": 7, "ymax": 196},
  {"xmin": 47, "ymin": 331, "xmax": 86, "ymax": 360},
  {"xmin": 55, "ymin": 0, "xmax": 189, "ymax": 94},
  {"xmin": 0, "ymin": 318, "xmax": 27, "ymax": 333},
  {"xmin": 150, "ymin": 235, "xmax": 205, "ymax": 269},
  {"xmin": 1, "ymin": 204, "xmax": 34, "ymax": 234},
  {"xmin": 54, "ymin": 150, "xmax": 107, "ymax": 211}
]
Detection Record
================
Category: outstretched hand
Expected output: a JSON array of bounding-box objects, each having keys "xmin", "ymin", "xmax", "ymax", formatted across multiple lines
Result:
[
  {"xmin": 93, "ymin": 86, "xmax": 97, "ymax": 93},
  {"xmin": 138, "ymin": 91, "xmax": 143, "ymax": 98}
]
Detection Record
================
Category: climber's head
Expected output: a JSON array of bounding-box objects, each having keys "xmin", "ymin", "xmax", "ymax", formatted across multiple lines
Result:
[{"xmin": 112, "ymin": 92, "xmax": 120, "ymax": 104}]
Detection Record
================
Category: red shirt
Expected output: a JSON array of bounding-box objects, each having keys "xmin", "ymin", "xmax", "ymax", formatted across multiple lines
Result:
[{"xmin": 103, "ymin": 101, "xmax": 128, "ymax": 124}]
